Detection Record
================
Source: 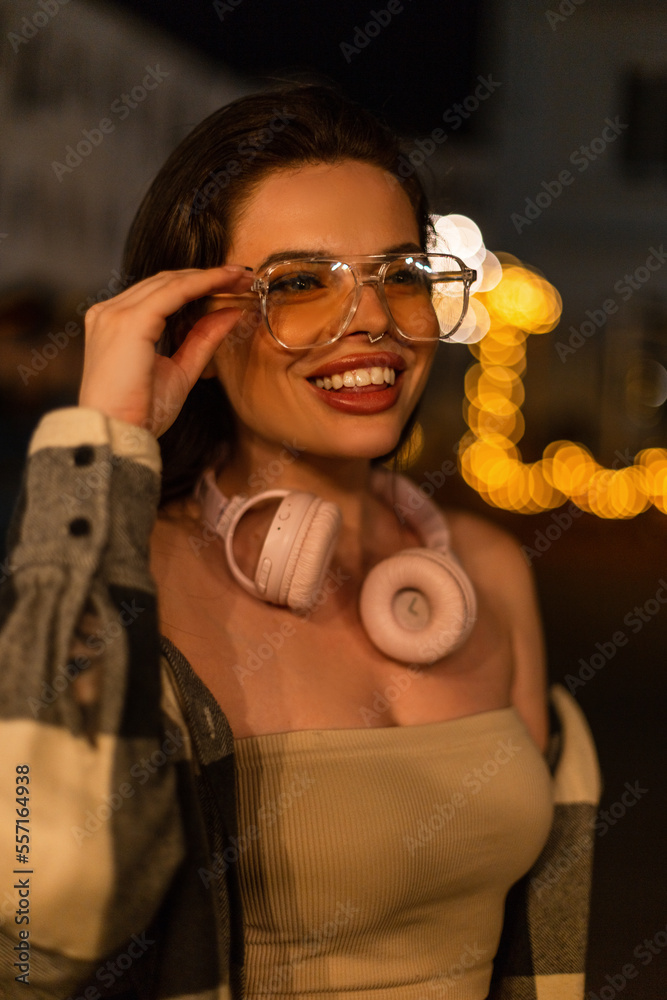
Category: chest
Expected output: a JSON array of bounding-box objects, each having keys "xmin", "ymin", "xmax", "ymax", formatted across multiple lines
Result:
[
  {"xmin": 151, "ymin": 518, "xmax": 515, "ymax": 739},
  {"xmin": 233, "ymin": 714, "xmax": 553, "ymax": 995}
]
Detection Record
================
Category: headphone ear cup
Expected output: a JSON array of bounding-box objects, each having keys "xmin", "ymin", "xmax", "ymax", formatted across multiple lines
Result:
[
  {"xmin": 279, "ymin": 498, "xmax": 342, "ymax": 611},
  {"xmin": 359, "ymin": 549, "xmax": 477, "ymax": 664}
]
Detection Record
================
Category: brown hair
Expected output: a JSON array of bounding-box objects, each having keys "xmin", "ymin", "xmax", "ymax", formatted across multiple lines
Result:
[{"xmin": 122, "ymin": 83, "xmax": 432, "ymax": 507}]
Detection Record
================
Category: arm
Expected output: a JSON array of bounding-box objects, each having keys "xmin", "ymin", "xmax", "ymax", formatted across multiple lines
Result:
[
  {"xmin": 0, "ymin": 406, "xmax": 187, "ymax": 996},
  {"xmin": 0, "ymin": 265, "xmax": 261, "ymax": 997}
]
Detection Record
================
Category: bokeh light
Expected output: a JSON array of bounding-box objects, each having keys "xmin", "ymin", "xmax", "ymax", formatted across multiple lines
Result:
[
  {"xmin": 430, "ymin": 214, "xmax": 501, "ymax": 344},
  {"xmin": 452, "ymin": 255, "xmax": 667, "ymax": 518}
]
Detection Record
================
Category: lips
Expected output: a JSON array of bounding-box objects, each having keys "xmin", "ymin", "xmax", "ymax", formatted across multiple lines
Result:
[{"xmin": 305, "ymin": 352, "xmax": 407, "ymax": 415}]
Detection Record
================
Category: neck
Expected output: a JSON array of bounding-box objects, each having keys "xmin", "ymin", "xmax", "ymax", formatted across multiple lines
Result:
[{"xmin": 212, "ymin": 433, "xmax": 401, "ymax": 577}]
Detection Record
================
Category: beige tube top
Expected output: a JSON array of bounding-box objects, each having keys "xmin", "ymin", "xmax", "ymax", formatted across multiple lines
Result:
[{"xmin": 233, "ymin": 707, "xmax": 554, "ymax": 999}]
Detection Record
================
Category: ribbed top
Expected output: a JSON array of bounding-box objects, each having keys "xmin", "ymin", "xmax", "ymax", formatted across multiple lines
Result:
[{"xmin": 233, "ymin": 708, "xmax": 554, "ymax": 999}]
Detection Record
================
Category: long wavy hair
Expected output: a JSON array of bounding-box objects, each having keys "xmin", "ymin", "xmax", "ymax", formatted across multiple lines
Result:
[{"xmin": 122, "ymin": 83, "xmax": 432, "ymax": 507}]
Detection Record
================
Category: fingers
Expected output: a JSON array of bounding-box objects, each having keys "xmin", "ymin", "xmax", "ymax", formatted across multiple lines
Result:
[
  {"xmin": 78, "ymin": 265, "xmax": 256, "ymax": 432},
  {"xmin": 169, "ymin": 306, "xmax": 245, "ymax": 389},
  {"xmin": 85, "ymin": 266, "xmax": 255, "ymax": 341}
]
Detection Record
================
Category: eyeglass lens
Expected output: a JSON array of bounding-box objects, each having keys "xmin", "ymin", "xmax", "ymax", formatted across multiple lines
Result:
[{"xmin": 263, "ymin": 255, "xmax": 466, "ymax": 348}]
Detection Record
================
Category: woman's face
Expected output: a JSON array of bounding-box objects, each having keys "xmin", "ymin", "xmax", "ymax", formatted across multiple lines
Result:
[{"xmin": 206, "ymin": 160, "xmax": 438, "ymax": 462}]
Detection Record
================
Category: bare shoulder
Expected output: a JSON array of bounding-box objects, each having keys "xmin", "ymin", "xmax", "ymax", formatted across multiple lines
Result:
[
  {"xmin": 442, "ymin": 506, "xmax": 550, "ymax": 752},
  {"xmin": 443, "ymin": 507, "xmax": 532, "ymax": 590}
]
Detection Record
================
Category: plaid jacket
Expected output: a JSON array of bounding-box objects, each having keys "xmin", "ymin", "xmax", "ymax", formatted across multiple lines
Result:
[{"xmin": 0, "ymin": 407, "xmax": 601, "ymax": 1000}]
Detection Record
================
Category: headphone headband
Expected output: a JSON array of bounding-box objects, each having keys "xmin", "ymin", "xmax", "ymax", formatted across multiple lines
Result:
[
  {"xmin": 193, "ymin": 465, "xmax": 475, "ymax": 661},
  {"xmin": 196, "ymin": 467, "xmax": 452, "ymax": 553},
  {"xmin": 370, "ymin": 470, "xmax": 452, "ymax": 553}
]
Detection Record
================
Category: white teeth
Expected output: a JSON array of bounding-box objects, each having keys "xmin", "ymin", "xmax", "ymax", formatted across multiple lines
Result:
[{"xmin": 313, "ymin": 366, "xmax": 398, "ymax": 390}]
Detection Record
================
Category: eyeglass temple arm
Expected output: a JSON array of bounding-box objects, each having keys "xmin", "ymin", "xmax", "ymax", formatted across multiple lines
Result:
[{"xmin": 432, "ymin": 268, "xmax": 477, "ymax": 283}]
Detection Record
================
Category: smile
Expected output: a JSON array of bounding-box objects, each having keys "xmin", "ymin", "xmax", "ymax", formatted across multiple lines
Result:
[
  {"xmin": 312, "ymin": 366, "xmax": 396, "ymax": 391},
  {"xmin": 304, "ymin": 350, "xmax": 407, "ymax": 413}
]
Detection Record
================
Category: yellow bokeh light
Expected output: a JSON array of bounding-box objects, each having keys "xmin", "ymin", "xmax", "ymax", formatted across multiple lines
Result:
[
  {"xmin": 457, "ymin": 259, "xmax": 667, "ymax": 519},
  {"xmin": 484, "ymin": 265, "xmax": 562, "ymax": 333}
]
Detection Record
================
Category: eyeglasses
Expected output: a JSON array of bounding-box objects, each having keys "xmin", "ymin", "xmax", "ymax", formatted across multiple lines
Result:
[{"xmin": 213, "ymin": 253, "xmax": 476, "ymax": 350}]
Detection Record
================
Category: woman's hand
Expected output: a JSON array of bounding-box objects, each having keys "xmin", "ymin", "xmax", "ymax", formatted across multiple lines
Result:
[{"xmin": 78, "ymin": 266, "xmax": 254, "ymax": 437}]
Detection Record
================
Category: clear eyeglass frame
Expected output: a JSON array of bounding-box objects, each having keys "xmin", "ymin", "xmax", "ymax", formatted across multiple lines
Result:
[{"xmin": 248, "ymin": 252, "xmax": 477, "ymax": 350}]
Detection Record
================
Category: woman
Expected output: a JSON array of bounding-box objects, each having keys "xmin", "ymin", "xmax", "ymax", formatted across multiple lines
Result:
[{"xmin": 0, "ymin": 85, "xmax": 599, "ymax": 1000}]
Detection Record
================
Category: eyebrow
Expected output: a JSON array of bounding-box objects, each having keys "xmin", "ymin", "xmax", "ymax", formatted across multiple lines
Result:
[{"xmin": 254, "ymin": 242, "xmax": 424, "ymax": 271}]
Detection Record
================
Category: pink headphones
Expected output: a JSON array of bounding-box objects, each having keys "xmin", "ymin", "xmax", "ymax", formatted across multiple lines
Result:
[{"xmin": 195, "ymin": 469, "xmax": 477, "ymax": 664}]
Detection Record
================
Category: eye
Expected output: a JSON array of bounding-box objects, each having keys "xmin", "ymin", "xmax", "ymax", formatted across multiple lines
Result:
[
  {"xmin": 385, "ymin": 262, "xmax": 428, "ymax": 290},
  {"xmin": 387, "ymin": 267, "xmax": 418, "ymax": 284},
  {"xmin": 267, "ymin": 270, "xmax": 324, "ymax": 296}
]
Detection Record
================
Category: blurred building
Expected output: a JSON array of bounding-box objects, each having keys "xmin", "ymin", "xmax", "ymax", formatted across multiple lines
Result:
[
  {"xmin": 425, "ymin": 0, "xmax": 667, "ymax": 469},
  {"xmin": 0, "ymin": 0, "xmax": 250, "ymax": 538},
  {"xmin": 0, "ymin": 0, "xmax": 249, "ymax": 290},
  {"xmin": 0, "ymin": 0, "xmax": 664, "ymax": 498}
]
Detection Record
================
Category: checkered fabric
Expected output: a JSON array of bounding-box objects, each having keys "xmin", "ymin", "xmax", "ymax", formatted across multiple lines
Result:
[
  {"xmin": 0, "ymin": 408, "xmax": 600, "ymax": 1000},
  {"xmin": 488, "ymin": 685, "xmax": 601, "ymax": 999}
]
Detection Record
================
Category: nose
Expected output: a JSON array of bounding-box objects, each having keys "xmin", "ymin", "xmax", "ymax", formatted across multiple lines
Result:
[{"xmin": 342, "ymin": 276, "xmax": 392, "ymax": 343}]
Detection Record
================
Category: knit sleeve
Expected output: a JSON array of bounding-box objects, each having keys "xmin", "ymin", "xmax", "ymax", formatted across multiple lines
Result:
[{"xmin": 0, "ymin": 407, "xmax": 187, "ymax": 998}]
